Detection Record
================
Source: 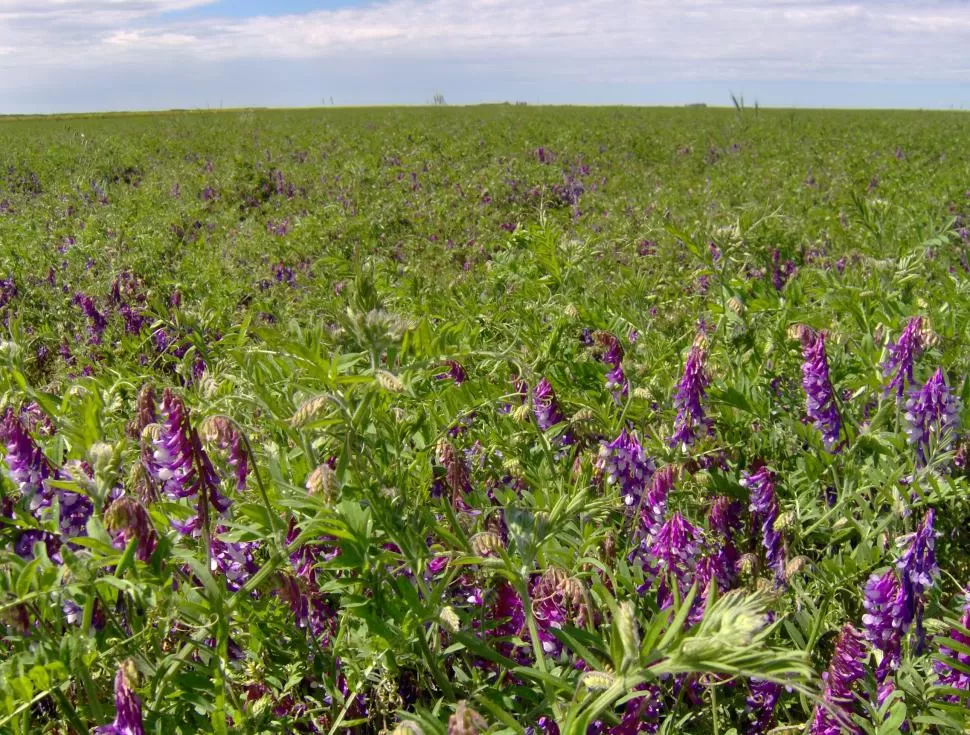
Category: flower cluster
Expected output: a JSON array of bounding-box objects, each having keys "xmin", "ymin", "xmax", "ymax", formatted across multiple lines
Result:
[
  {"xmin": 741, "ymin": 465, "xmax": 785, "ymax": 583},
  {"xmin": 810, "ymin": 624, "xmax": 867, "ymax": 735},
  {"xmin": 904, "ymin": 367, "xmax": 960, "ymax": 465},
  {"xmin": 934, "ymin": 588, "xmax": 970, "ymax": 700},
  {"xmin": 883, "ymin": 317, "xmax": 923, "ymax": 398},
  {"xmin": 801, "ymin": 330, "xmax": 842, "ymax": 452},
  {"xmin": 533, "ymin": 378, "xmax": 573, "ymax": 445},
  {"xmin": 94, "ymin": 662, "xmax": 145, "ymax": 735},
  {"xmin": 896, "ymin": 509, "xmax": 939, "ymax": 650},
  {"xmin": 861, "ymin": 569, "xmax": 905, "ymax": 700},
  {"xmin": 669, "ymin": 345, "xmax": 711, "ymax": 449},
  {"xmin": 595, "ymin": 429, "xmax": 655, "ymax": 509}
]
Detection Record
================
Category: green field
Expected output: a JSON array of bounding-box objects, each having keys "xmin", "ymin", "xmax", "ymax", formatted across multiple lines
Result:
[{"xmin": 1, "ymin": 106, "xmax": 969, "ymax": 733}]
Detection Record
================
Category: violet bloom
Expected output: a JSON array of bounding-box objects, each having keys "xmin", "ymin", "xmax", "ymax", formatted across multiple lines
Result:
[
  {"xmin": 669, "ymin": 345, "xmax": 711, "ymax": 450},
  {"xmin": 862, "ymin": 570, "xmax": 905, "ymax": 696},
  {"xmin": 74, "ymin": 293, "xmax": 108, "ymax": 345},
  {"xmin": 211, "ymin": 528, "xmax": 259, "ymax": 592},
  {"xmin": 640, "ymin": 465, "xmax": 677, "ymax": 540},
  {"xmin": 152, "ymin": 389, "xmax": 230, "ymax": 535},
  {"xmin": 93, "ymin": 662, "xmax": 145, "ymax": 735},
  {"xmin": 741, "ymin": 465, "xmax": 785, "ymax": 584},
  {"xmin": 896, "ymin": 509, "xmax": 939, "ymax": 650},
  {"xmin": 595, "ymin": 429, "xmax": 655, "ymax": 509},
  {"xmin": 934, "ymin": 588, "xmax": 970, "ymax": 700},
  {"xmin": 882, "ymin": 317, "xmax": 923, "ymax": 398},
  {"xmin": 435, "ymin": 360, "xmax": 467, "ymax": 385},
  {"xmin": 746, "ymin": 679, "xmax": 782, "ymax": 735},
  {"xmin": 643, "ymin": 512, "xmax": 701, "ymax": 608},
  {"xmin": 594, "ymin": 332, "xmax": 628, "ymax": 404},
  {"xmin": 904, "ymin": 368, "xmax": 960, "ymax": 465},
  {"xmin": 802, "ymin": 331, "xmax": 843, "ymax": 452},
  {"xmin": 810, "ymin": 625, "xmax": 867, "ymax": 735},
  {"xmin": 533, "ymin": 378, "xmax": 572, "ymax": 445}
]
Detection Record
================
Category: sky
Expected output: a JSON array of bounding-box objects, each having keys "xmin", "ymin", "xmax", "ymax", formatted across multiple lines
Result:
[{"xmin": 1, "ymin": 0, "xmax": 970, "ymax": 113}]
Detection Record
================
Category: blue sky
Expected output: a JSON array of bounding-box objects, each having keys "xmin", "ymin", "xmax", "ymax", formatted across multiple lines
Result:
[{"xmin": 2, "ymin": 0, "xmax": 970, "ymax": 113}]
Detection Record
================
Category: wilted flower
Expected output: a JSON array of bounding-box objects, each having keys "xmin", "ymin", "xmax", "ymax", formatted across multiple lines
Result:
[
  {"xmin": 595, "ymin": 429, "xmax": 655, "ymax": 508},
  {"xmin": 104, "ymin": 496, "xmax": 157, "ymax": 562},
  {"xmin": 741, "ymin": 465, "xmax": 786, "ymax": 584},
  {"xmin": 448, "ymin": 701, "xmax": 488, "ymax": 735},
  {"xmin": 801, "ymin": 331, "xmax": 842, "ymax": 452},
  {"xmin": 669, "ymin": 345, "xmax": 711, "ymax": 449},
  {"xmin": 93, "ymin": 661, "xmax": 145, "ymax": 735},
  {"xmin": 810, "ymin": 624, "xmax": 867, "ymax": 735},
  {"xmin": 904, "ymin": 368, "xmax": 960, "ymax": 465},
  {"xmin": 883, "ymin": 317, "xmax": 923, "ymax": 398}
]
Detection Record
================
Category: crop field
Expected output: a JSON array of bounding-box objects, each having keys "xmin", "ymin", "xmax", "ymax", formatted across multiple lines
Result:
[{"xmin": 1, "ymin": 105, "xmax": 970, "ymax": 734}]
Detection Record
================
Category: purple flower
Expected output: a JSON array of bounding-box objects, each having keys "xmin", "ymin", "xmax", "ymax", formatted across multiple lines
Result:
[
  {"xmin": 643, "ymin": 512, "xmax": 701, "ymax": 608},
  {"xmin": 152, "ymin": 389, "xmax": 230, "ymax": 535},
  {"xmin": 640, "ymin": 464, "xmax": 677, "ymax": 540},
  {"xmin": 934, "ymin": 588, "xmax": 970, "ymax": 700},
  {"xmin": 593, "ymin": 332, "xmax": 629, "ymax": 404},
  {"xmin": 211, "ymin": 528, "xmax": 259, "ymax": 592},
  {"xmin": 810, "ymin": 625, "xmax": 867, "ymax": 735},
  {"xmin": 904, "ymin": 368, "xmax": 960, "ymax": 465},
  {"xmin": 862, "ymin": 570, "xmax": 905, "ymax": 690},
  {"xmin": 14, "ymin": 529, "xmax": 61, "ymax": 561},
  {"xmin": 595, "ymin": 429, "xmax": 655, "ymax": 509},
  {"xmin": 746, "ymin": 679, "xmax": 782, "ymax": 735},
  {"xmin": 741, "ymin": 465, "xmax": 786, "ymax": 584},
  {"xmin": 74, "ymin": 293, "xmax": 108, "ymax": 345},
  {"xmin": 801, "ymin": 331, "xmax": 842, "ymax": 452},
  {"xmin": 896, "ymin": 509, "xmax": 939, "ymax": 650},
  {"xmin": 533, "ymin": 378, "xmax": 572, "ymax": 444},
  {"xmin": 669, "ymin": 345, "xmax": 711, "ymax": 449},
  {"xmin": 435, "ymin": 360, "xmax": 467, "ymax": 385},
  {"xmin": 883, "ymin": 317, "xmax": 923, "ymax": 398},
  {"xmin": 93, "ymin": 662, "xmax": 145, "ymax": 735}
]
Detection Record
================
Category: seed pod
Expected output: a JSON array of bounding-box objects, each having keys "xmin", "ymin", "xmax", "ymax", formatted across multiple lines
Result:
[
  {"xmin": 376, "ymin": 370, "xmax": 405, "ymax": 393},
  {"xmin": 470, "ymin": 531, "xmax": 503, "ymax": 556}
]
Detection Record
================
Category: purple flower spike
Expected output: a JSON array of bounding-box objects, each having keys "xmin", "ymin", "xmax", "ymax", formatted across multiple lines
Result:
[
  {"xmin": 934, "ymin": 588, "xmax": 970, "ymax": 700},
  {"xmin": 883, "ymin": 317, "xmax": 923, "ymax": 398},
  {"xmin": 801, "ymin": 330, "xmax": 843, "ymax": 452},
  {"xmin": 741, "ymin": 465, "xmax": 786, "ymax": 584},
  {"xmin": 896, "ymin": 509, "xmax": 939, "ymax": 650},
  {"xmin": 94, "ymin": 662, "xmax": 145, "ymax": 735},
  {"xmin": 153, "ymin": 389, "xmax": 230, "ymax": 535},
  {"xmin": 645, "ymin": 511, "xmax": 701, "ymax": 608},
  {"xmin": 1, "ymin": 408, "xmax": 56, "ymax": 514},
  {"xmin": 746, "ymin": 678, "xmax": 782, "ymax": 735},
  {"xmin": 533, "ymin": 378, "xmax": 572, "ymax": 445},
  {"xmin": 862, "ymin": 570, "xmax": 905, "ymax": 688},
  {"xmin": 810, "ymin": 624, "xmax": 867, "ymax": 735},
  {"xmin": 595, "ymin": 429, "xmax": 655, "ymax": 509},
  {"xmin": 669, "ymin": 345, "xmax": 711, "ymax": 449},
  {"xmin": 640, "ymin": 465, "xmax": 677, "ymax": 540},
  {"xmin": 104, "ymin": 496, "xmax": 158, "ymax": 562},
  {"xmin": 904, "ymin": 368, "xmax": 960, "ymax": 465}
]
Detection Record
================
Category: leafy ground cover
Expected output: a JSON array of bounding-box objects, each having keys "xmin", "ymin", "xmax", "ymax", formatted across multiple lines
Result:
[{"xmin": 1, "ymin": 105, "xmax": 970, "ymax": 733}]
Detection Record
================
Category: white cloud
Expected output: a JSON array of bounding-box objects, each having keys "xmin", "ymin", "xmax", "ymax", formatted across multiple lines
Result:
[{"xmin": 2, "ymin": 0, "xmax": 970, "ymax": 105}]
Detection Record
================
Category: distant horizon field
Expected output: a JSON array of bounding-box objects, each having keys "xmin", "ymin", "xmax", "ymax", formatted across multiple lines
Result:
[{"xmin": 1, "ymin": 105, "xmax": 969, "ymax": 734}]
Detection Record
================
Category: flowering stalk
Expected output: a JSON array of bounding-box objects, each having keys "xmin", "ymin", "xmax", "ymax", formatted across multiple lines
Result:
[
  {"xmin": 595, "ymin": 428, "xmax": 655, "ymax": 509},
  {"xmin": 904, "ymin": 368, "xmax": 960, "ymax": 466},
  {"xmin": 669, "ymin": 345, "xmax": 711, "ymax": 449},
  {"xmin": 801, "ymin": 330, "xmax": 842, "ymax": 452},
  {"xmin": 741, "ymin": 465, "xmax": 786, "ymax": 584},
  {"xmin": 861, "ymin": 570, "xmax": 905, "ymax": 700},
  {"xmin": 93, "ymin": 661, "xmax": 145, "ymax": 735},
  {"xmin": 810, "ymin": 624, "xmax": 867, "ymax": 735},
  {"xmin": 883, "ymin": 317, "xmax": 923, "ymax": 398},
  {"xmin": 533, "ymin": 378, "xmax": 573, "ymax": 445},
  {"xmin": 896, "ymin": 509, "xmax": 939, "ymax": 651}
]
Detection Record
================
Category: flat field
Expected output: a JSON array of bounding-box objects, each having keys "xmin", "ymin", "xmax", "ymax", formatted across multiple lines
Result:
[{"xmin": 1, "ymin": 106, "xmax": 970, "ymax": 733}]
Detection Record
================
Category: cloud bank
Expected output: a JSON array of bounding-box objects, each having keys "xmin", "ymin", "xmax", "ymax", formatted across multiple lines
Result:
[{"xmin": 2, "ymin": 0, "xmax": 969, "ymax": 111}]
